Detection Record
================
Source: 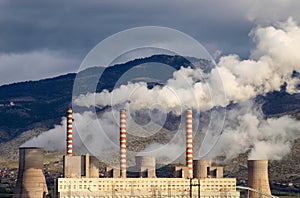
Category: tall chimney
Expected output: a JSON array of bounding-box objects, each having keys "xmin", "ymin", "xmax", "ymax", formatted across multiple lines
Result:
[
  {"xmin": 186, "ymin": 109, "xmax": 193, "ymax": 178},
  {"xmin": 67, "ymin": 108, "xmax": 73, "ymax": 156},
  {"xmin": 248, "ymin": 160, "xmax": 271, "ymax": 198},
  {"xmin": 120, "ymin": 109, "xmax": 127, "ymax": 178},
  {"xmin": 14, "ymin": 147, "xmax": 48, "ymax": 198}
]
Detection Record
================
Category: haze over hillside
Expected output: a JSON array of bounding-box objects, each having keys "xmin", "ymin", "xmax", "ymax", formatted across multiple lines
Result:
[
  {"xmin": 0, "ymin": 54, "xmax": 211, "ymax": 143},
  {"xmin": 0, "ymin": 54, "xmax": 299, "ymax": 162},
  {"xmin": 0, "ymin": 54, "xmax": 300, "ymax": 144}
]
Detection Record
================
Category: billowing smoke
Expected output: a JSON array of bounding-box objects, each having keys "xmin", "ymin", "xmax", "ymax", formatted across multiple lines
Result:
[
  {"xmin": 75, "ymin": 18, "xmax": 300, "ymax": 111},
  {"xmin": 199, "ymin": 101, "xmax": 300, "ymax": 161},
  {"xmin": 24, "ymin": 18, "xmax": 300, "ymax": 162},
  {"xmin": 74, "ymin": 67, "xmax": 213, "ymax": 114},
  {"xmin": 22, "ymin": 111, "xmax": 120, "ymax": 159},
  {"xmin": 22, "ymin": 118, "xmax": 68, "ymax": 151}
]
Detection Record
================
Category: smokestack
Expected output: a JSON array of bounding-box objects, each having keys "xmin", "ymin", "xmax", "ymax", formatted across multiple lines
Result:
[
  {"xmin": 67, "ymin": 108, "xmax": 73, "ymax": 156},
  {"xmin": 248, "ymin": 160, "xmax": 271, "ymax": 198},
  {"xmin": 186, "ymin": 109, "xmax": 193, "ymax": 178},
  {"xmin": 14, "ymin": 147, "xmax": 48, "ymax": 198},
  {"xmin": 120, "ymin": 109, "xmax": 127, "ymax": 178}
]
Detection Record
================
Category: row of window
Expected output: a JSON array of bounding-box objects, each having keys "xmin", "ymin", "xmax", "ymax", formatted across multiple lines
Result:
[
  {"xmin": 60, "ymin": 194, "xmax": 240, "ymax": 198},
  {"xmin": 59, "ymin": 179, "xmax": 235, "ymax": 184}
]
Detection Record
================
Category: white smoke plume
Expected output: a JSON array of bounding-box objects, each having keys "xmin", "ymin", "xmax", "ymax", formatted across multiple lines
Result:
[
  {"xmin": 25, "ymin": 18, "xmax": 300, "ymax": 162},
  {"xmin": 75, "ymin": 18, "xmax": 300, "ymax": 112},
  {"xmin": 74, "ymin": 68, "xmax": 214, "ymax": 114},
  {"xmin": 22, "ymin": 111, "xmax": 120, "ymax": 159},
  {"xmin": 22, "ymin": 118, "xmax": 67, "ymax": 151},
  {"xmin": 199, "ymin": 101, "xmax": 300, "ymax": 161},
  {"xmin": 137, "ymin": 141, "xmax": 185, "ymax": 164}
]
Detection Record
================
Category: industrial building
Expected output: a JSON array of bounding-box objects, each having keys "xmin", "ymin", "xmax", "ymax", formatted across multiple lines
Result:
[
  {"xmin": 13, "ymin": 108, "xmax": 276, "ymax": 198},
  {"xmin": 55, "ymin": 108, "xmax": 240, "ymax": 197}
]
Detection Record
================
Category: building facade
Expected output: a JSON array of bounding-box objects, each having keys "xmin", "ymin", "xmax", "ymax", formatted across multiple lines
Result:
[{"xmin": 57, "ymin": 177, "xmax": 239, "ymax": 198}]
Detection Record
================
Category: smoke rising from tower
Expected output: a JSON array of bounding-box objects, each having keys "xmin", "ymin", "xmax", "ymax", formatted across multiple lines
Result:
[{"xmin": 23, "ymin": 18, "xmax": 300, "ymax": 163}]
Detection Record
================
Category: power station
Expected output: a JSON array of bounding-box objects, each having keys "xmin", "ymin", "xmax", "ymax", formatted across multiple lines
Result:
[{"xmin": 13, "ymin": 108, "xmax": 277, "ymax": 198}]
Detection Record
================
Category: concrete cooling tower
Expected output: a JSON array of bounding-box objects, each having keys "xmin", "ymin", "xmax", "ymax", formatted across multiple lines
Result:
[
  {"xmin": 135, "ymin": 156, "xmax": 156, "ymax": 178},
  {"xmin": 248, "ymin": 160, "xmax": 271, "ymax": 198},
  {"xmin": 14, "ymin": 147, "xmax": 48, "ymax": 198},
  {"xmin": 193, "ymin": 159, "xmax": 211, "ymax": 178}
]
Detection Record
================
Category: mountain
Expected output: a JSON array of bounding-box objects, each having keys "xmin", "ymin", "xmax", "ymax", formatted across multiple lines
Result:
[
  {"xmin": 0, "ymin": 54, "xmax": 299, "ymax": 143},
  {"xmin": 0, "ymin": 54, "xmax": 211, "ymax": 143}
]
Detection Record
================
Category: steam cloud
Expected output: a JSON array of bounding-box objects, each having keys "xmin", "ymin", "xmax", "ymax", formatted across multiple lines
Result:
[
  {"xmin": 199, "ymin": 102, "xmax": 300, "ymax": 161},
  {"xmin": 23, "ymin": 111, "xmax": 120, "ymax": 158},
  {"xmin": 75, "ymin": 18, "xmax": 300, "ymax": 111},
  {"xmin": 24, "ymin": 18, "xmax": 300, "ymax": 162}
]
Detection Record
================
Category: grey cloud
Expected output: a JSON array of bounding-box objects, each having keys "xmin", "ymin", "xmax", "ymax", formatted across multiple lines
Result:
[
  {"xmin": 0, "ymin": 50, "xmax": 78, "ymax": 85},
  {"xmin": 0, "ymin": 0, "xmax": 299, "ymax": 84},
  {"xmin": 0, "ymin": 0, "xmax": 253, "ymax": 57}
]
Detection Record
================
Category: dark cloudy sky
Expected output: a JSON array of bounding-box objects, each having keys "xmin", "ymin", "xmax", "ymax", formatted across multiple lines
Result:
[{"xmin": 0, "ymin": 0, "xmax": 300, "ymax": 85}]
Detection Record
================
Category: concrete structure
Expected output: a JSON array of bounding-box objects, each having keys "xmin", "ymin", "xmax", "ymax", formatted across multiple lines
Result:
[
  {"xmin": 57, "ymin": 177, "xmax": 239, "ymax": 197},
  {"xmin": 173, "ymin": 166, "xmax": 188, "ymax": 178},
  {"xmin": 248, "ymin": 160, "xmax": 271, "ymax": 198},
  {"xmin": 135, "ymin": 156, "xmax": 156, "ymax": 178},
  {"xmin": 14, "ymin": 147, "xmax": 48, "ymax": 198},
  {"xmin": 186, "ymin": 109, "xmax": 193, "ymax": 178},
  {"xmin": 88, "ymin": 155, "xmax": 100, "ymax": 178},
  {"xmin": 209, "ymin": 166, "xmax": 224, "ymax": 178},
  {"xmin": 63, "ymin": 155, "xmax": 82, "ymax": 178},
  {"xmin": 193, "ymin": 160, "xmax": 224, "ymax": 179},
  {"xmin": 63, "ymin": 154, "xmax": 99, "ymax": 178},
  {"xmin": 120, "ymin": 109, "xmax": 127, "ymax": 178},
  {"xmin": 66, "ymin": 108, "xmax": 73, "ymax": 156},
  {"xmin": 105, "ymin": 166, "xmax": 120, "ymax": 178},
  {"xmin": 193, "ymin": 160, "xmax": 212, "ymax": 179}
]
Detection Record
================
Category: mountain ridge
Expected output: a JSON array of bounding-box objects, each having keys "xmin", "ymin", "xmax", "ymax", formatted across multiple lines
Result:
[{"xmin": 0, "ymin": 54, "xmax": 299, "ymax": 143}]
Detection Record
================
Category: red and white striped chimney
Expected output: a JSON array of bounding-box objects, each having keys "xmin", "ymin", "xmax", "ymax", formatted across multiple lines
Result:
[
  {"xmin": 120, "ymin": 109, "xmax": 127, "ymax": 178},
  {"xmin": 186, "ymin": 109, "xmax": 193, "ymax": 178},
  {"xmin": 67, "ymin": 108, "xmax": 73, "ymax": 156}
]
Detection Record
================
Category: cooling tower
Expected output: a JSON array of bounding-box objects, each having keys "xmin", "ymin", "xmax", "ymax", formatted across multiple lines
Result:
[
  {"xmin": 135, "ymin": 156, "xmax": 156, "ymax": 178},
  {"xmin": 248, "ymin": 160, "xmax": 271, "ymax": 198},
  {"xmin": 120, "ymin": 109, "xmax": 127, "ymax": 178},
  {"xmin": 14, "ymin": 147, "xmax": 48, "ymax": 198},
  {"xmin": 186, "ymin": 109, "xmax": 193, "ymax": 178},
  {"xmin": 193, "ymin": 159, "xmax": 212, "ymax": 178}
]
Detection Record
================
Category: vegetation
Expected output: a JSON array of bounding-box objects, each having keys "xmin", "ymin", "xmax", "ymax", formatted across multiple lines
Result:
[
  {"xmin": 0, "ymin": 55, "xmax": 211, "ymax": 143},
  {"xmin": 0, "ymin": 193, "xmax": 13, "ymax": 198}
]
